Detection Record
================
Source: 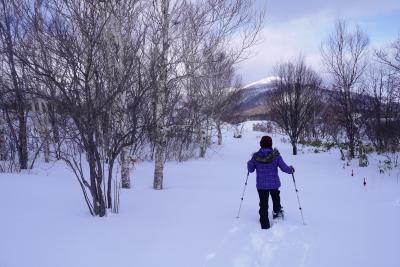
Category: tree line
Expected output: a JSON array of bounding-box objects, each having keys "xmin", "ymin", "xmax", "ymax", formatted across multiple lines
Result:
[
  {"xmin": 269, "ymin": 20, "xmax": 400, "ymax": 165},
  {"xmin": 0, "ymin": 0, "xmax": 263, "ymax": 216}
]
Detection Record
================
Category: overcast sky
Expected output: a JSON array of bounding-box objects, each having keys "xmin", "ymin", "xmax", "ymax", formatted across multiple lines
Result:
[{"xmin": 238, "ymin": 0, "xmax": 400, "ymax": 85}]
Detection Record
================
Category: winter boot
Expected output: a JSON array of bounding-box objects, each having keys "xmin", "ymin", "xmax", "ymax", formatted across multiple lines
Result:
[
  {"xmin": 273, "ymin": 209, "xmax": 284, "ymax": 219},
  {"xmin": 261, "ymin": 222, "xmax": 271, "ymax": 229},
  {"xmin": 260, "ymin": 218, "xmax": 271, "ymax": 229}
]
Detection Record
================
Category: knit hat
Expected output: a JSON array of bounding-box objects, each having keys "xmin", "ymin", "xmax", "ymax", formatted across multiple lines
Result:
[{"xmin": 260, "ymin": 136, "xmax": 272, "ymax": 149}]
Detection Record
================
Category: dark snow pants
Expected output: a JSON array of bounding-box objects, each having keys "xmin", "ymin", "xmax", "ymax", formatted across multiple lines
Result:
[{"xmin": 257, "ymin": 189, "xmax": 282, "ymax": 228}]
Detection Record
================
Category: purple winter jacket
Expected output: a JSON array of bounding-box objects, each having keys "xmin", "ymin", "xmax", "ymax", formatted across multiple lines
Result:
[{"xmin": 247, "ymin": 148, "xmax": 293, "ymax": 190}]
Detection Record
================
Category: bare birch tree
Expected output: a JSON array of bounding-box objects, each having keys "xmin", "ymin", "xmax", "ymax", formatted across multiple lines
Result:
[
  {"xmin": 0, "ymin": 0, "xmax": 29, "ymax": 169},
  {"xmin": 19, "ymin": 0, "xmax": 148, "ymax": 216},
  {"xmin": 198, "ymin": 49, "xmax": 240, "ymax": 152},
  {"xmin": 269, "ymin": 57, "xmax": 323, "ymax": 155},
  {"xmin": 147, "ymin": 0, "xmax": 263, "ymax": 189},
  {"xmin": 376, "ymin": 37, "xmax": 400, "ymax": 73},
  {"xmin": 321, "ymin": 20, "xmax": 369, "ymax": 159}
]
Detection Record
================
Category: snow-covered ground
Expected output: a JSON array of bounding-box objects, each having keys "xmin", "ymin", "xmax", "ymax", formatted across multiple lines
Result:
[{"xmin": 1, "ymin": 122, "xmax": 400, "ymax": 267}]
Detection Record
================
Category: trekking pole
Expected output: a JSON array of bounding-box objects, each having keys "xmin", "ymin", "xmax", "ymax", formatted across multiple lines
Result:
[
  {"xmin": 236, "ymin": 172, "xmax": 250, "ymax": 219},
  {"xmin": 291, "ymin": 173, "xmax": 306, "ymax": 225}
]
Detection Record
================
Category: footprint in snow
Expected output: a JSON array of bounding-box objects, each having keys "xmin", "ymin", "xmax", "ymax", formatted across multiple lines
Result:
[
  {"xmin": 203, "ymin": 222, "xmax": 312, "ymax": 267},
  {"xmin": 230, "ymin": 226, "xmax": 239, "ymax": 233},
  {"xmin": 232, "ymin": 223, "xmax": 311, "ymax": 267},
  {"xmin": 205, "ymin": 253, "xmax": 216, "ymax": 260}
]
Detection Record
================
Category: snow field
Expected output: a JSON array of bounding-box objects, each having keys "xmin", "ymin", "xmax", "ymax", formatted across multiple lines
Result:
[{"xmin": 0, "ymin": 121, "xmax": 399, "ymax": 267}]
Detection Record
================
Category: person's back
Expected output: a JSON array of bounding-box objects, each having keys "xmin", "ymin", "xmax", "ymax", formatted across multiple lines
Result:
[
  {"xmin": 247, "ymin": 136, "xmax": 294, "ymax": 229},
  {"xmin": 248, "ymin": 147, "xmax": 292, "ymax": 189}
]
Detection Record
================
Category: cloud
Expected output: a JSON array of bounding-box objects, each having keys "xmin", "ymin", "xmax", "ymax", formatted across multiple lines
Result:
[
  {"xmin": 263, "ymin": 0, "xmax": 400, "ymax": 24},
  {"xmin": 238, "ymin": 0, "xmax": 400, "ymax": 84},
  {"xmin": 239, "ymin": 13, "xmax": 333, "ymax": 84}
]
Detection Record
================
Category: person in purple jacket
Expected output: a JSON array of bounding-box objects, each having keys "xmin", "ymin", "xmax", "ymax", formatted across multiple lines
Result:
[{"xmin": 247, "ymin": 136, "xmax": 294, "ymax": 229}]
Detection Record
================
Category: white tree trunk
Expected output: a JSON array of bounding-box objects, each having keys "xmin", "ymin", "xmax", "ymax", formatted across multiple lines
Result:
[
  {"xmin": 199, "ymin": 118, "xmax": 210, "ymax": 158},
  {"xmin": 109, "ymin": 14, "xmax": 131, "ymax": 189},
  {"xmin": 216, "ymin": 121, "xmax": 222, "ymax": 145},
  {"xmin": 199, "ymin": 129, "xmax": 206, "ymax": 158},
  {"xmin": 31, "ymin": 99, "xmax": 50, "ymax": 163},
  {"xmin": 153, "ymin": 137, "xmax": 165, "ymax": 190},
  {"xmin": 153, "ymin": 0, "xmax": 170, "ymax": 190},
  {"xmin": 0, "ymin": 111, "xmax": 6, "ymax": 161},
  {"xmin": 120, "ymin": 147, "xmax": 130, "ymax": 188},
  {"xmin": 118, "ymin": 92, "xmax": 130, "ymax": 188}
]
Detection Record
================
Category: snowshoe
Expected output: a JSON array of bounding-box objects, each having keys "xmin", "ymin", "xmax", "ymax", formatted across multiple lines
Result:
[{"xmin": 273, "ymin": 210, "xmax": 284, "ymax": 220}]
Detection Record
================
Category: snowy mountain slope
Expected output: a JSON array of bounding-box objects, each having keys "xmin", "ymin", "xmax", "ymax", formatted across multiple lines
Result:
[
  {"xmin": 240, "ymin": 76, "xmax": 276, "ymax": 104},
  {"xmin": 243, "ymin": 76, "xmax": 279, "ymax": 90},
  {"xmin": 225, "ymin": 75, "xmax": 379, "ymax": 123},
  {"xmin": 1, "ymin": 122, "xmax": 399, "ymax": 267},
  {"xmin": 224, "ymin": 77, "xmax": 276, "ymax": 122}
]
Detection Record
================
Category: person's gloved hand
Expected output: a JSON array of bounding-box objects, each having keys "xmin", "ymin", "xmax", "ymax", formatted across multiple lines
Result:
[{"xmin": 291, "ymin": 166, "xmax": 295, "ymax": 173}]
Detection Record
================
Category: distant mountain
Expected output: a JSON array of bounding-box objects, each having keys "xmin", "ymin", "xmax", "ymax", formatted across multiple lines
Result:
[
  {"xmin": 224, "ymin": 76, "xmax": 277, "ymax": 123},
  {"xmin": 243, "ymin": 76, "xmax": 279, "ymax": 90},
  {"xmin": 223, "ymin": 76, "xmax": 380, "ymax": 124}
]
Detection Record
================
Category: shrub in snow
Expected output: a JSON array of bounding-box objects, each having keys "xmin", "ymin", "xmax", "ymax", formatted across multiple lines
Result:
[
  {"xmin": 378, "ymin": 153, "xmax": 399, "ymax": 174},
  {"xmin": 323, "ymin": 142, "xmax": 335, "ymax": 151},
  {"xmin": 252, "ymin": 122, "xmax": 275, "ymax": 133},
  {"xmin": 233, "ymin": 123, "xmax": 244, "ymax": 138},
  {"xmin": 358, "ymin": 144, "xmax": 369, "ymax": 167},
  {"xmin": 379, "ymin": 160, "xmax": 392, "ymax": 173},
  {"xmin": 359, "ymin": 153, "xmax": 369, "ymax": 167}
]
